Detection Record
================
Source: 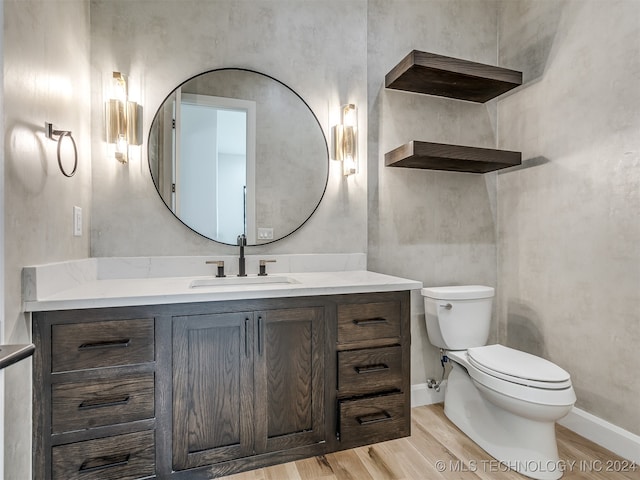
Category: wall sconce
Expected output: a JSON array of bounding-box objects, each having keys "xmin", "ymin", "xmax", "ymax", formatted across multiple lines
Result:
[
  {"xmin": 331, "ymin": 104, "xmax": 357, "ymax": 176},
  {"xmin": 106, "ymin": 72, "xmax": 142, "ymax": 163}
]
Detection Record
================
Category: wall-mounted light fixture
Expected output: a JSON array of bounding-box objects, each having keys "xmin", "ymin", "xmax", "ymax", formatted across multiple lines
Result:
[
  {"xmin": 106, "ymin": 72, "xmax": 142, "ymax": 163},
  {"xmin": 331, "ymin": 103, "xmax": 357, "ymax": 176}
]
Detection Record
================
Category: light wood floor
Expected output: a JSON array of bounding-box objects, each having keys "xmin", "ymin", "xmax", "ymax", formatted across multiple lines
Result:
[{"xmin": 220, "ymin": 404, "xmax": 639, "ymax": 480}]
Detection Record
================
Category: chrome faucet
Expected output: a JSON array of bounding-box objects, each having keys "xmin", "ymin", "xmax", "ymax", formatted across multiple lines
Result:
[{"xmin": 237, "ymin": 234, "xmax": 247, "ymax": 277}]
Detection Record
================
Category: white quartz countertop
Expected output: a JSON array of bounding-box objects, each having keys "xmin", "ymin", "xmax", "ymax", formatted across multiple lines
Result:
[{"xmin": 23, "ymin": 255, "xmax": 422, "ymax": 311}]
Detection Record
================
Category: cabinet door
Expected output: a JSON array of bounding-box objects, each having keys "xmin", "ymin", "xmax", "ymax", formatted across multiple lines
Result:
[
  {"xmin": 173, "ymin": 312, "xmax": 254, "ymax": 470},
  {"xmin": 254, "ymin": 307, "xmax": 326, "ymax": 453}
]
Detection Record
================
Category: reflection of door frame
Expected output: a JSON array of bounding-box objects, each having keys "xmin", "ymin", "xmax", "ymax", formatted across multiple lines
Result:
[
  {"xmin": 172, "ymin": 90, "xmax": 180, "ymax": 213},
  {"xmin": 175, "ymin": 91, "xmax": 257, "ymax": 244}
]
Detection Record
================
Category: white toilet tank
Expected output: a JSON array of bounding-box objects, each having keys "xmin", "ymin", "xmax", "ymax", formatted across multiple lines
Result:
[{"xmin": 421, "ymin": 285, "xmax": 494, "ymax": 350}]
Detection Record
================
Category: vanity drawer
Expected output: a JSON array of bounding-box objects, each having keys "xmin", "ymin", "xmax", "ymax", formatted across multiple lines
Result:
[
  {"xmin": 51, "ymin": 372, "xmax": 155, "ymax": 434},
  {"xmin": 338, "ymin": 346, "xmax": 403, "ymax": 397},
  {"xmin": 52, "ymin": 319, "xmax": 154, "ymax": 372},
  {"xmin": 339, "ymin": 393, "xmax": 408, "ymax": 447},
  {"xmin": 337, "ymin": 301, "xmax": 400, "ymax": 345},
  {"xmin": 51, "ymin": 429, "xmax": 155, "ymax": 480}
]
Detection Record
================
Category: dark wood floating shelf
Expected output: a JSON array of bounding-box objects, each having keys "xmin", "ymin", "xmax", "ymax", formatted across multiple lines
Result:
[
  {"xmin": 385, "ymin": 141, "xmax": 522, "ymax": 174},
  {"xmin": 385, "ymin": 50, "xmax": 522, "ymax": 103}
]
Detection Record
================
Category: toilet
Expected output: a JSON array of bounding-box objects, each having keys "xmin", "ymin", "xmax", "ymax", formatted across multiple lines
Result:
[{"xmin": 422, "ymin": 285, "xmax": 576, "ymax": 480}]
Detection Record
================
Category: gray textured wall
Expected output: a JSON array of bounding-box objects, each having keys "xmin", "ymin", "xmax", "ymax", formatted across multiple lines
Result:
[
  {"xmin": 3, "ymin": 1, "xmax": 92, "ymax": 477},
  {"xmin": 89, "ymin": 0, "xmax": 368, "ymax": 258},
  {"xmin": 91, "ymin": 0, "xmax": 501, "ymax": 392},
  {"xmin": 367, "ymin": 0, "xmax": 500, "ymax": 386},
  {"xmin": 3, "ymin": 1, "xmax": 639, "ymax": 477},
  {"xmin": 497, "ymin": 0, "xmax": 640, "ymax": 435}
]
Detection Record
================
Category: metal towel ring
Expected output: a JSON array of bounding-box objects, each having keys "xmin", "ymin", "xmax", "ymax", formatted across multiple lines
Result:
[{"xmin": 45, "ymin": 122, "xmax": 78, "ymax": 177}]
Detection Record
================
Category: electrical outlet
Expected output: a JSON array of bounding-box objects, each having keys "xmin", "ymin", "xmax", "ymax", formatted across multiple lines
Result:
[
  {"xmin": 257, "ymin": 227, "xmax": 274, "ymax": 240},
  {"xmin": 73, "ymin": 206, "xmax": 82, "ymax": 237}
]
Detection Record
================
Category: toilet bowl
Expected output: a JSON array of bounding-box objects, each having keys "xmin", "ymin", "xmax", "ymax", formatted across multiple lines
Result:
[{"xmin": 422, "ymin": 286, "xmax": 576, "ymax": 480}]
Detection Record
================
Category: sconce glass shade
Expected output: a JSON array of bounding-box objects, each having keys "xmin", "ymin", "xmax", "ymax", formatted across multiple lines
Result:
[
  {"xmin": 331, "ymin": 104, "xmax": 357, "ymax": 175},
  {"xmin": 331, "ymin": 125, "xmax": 354, "ymax": 160},
  {"xmin": 126, "ymin": 101, "xmax": 142, "ymax": 146},
  {"xmin": 107, "ymin": 99, "xmax": 127, "ymax": 163},
  {"xmin": 106, "ymin": 72, "xmax": 142, "ymax": 164},
  {"xmin": 107, "ymin": 99, "xmax": 126, "ymax": 143},
  {"xmin": 112, "ymin": 72, "xmax": 127, "ymax": 101}
]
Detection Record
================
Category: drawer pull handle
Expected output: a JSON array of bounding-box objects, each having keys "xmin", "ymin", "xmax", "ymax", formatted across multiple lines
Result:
[
  {"xmin": 79, "ymin": 453, "xmax": 130, "ymax": 473},
  {"xmin": 355, "ymin": 363, "xmax": 389, "ymax": 374},
  {"xmin": 352, "ymin": 317, "xmax": 387, "ymax": 327},
  {"xmin": 78, "ymin": 395, "xmax": 130, "ymax": 410},
  {"xmin": 257, "ymin": 315, "xmax": 263, "ymax": 355},
  {"xmin": 244, "ymin": 318, "xmax": 250, "ymax": 357},
  {"xmin": 78, "ymin": 339, "xmax": 130, "ymax": 350},
  {"xmin": 356, "ymin": 410, "xmax": 392, "ymax": 425}
]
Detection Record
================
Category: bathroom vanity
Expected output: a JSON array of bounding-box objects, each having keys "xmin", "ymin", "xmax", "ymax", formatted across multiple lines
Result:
[{"xmin": 25, "ymin": 257, "xmax": 420, "ymax": 479}]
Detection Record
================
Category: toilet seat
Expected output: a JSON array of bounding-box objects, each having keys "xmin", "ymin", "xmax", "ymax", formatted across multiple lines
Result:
[
  {"xmin": 447, "ymin": 347, "xmax": 576, "ymax": 407},
  {"xmin": 467, "ymin": 344, "xmax": 572, "ymax": 389}
]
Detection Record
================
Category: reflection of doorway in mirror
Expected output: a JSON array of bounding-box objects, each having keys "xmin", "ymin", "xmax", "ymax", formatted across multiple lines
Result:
[{"xmin": 175, "ymin": 92, "xmax": 256, "ymax": 244}]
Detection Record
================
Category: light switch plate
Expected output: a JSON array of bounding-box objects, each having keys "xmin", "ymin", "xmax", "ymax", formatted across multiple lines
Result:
[
  {"xmin": 73, "ymin": 206, "xmax": 82, "ymax": 237},
  {"xmin": 258, "ymin": 227, "xmax": 274, "ymax": 240}
]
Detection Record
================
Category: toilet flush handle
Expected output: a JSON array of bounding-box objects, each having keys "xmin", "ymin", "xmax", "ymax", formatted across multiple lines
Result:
[{"xmin": 439, "ymin": 303, "xmax": 453, "ymax": 310}]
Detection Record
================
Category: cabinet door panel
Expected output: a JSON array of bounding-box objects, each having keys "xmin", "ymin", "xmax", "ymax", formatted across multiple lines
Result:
[
  {"xmin": 173, "ymin": 313, "xmax": 254, "ymax": 470},
  {"xmin": 255, "ymin": 307, "xmax": 325, "ymax": 453}
]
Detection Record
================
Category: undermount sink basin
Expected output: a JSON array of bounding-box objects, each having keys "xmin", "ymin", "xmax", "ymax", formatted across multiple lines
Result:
[{"xmin": 189, "ymin": 275, "xmax": 299, "ymax": 289}]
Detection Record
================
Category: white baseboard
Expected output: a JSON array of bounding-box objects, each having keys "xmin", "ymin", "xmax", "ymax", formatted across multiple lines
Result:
[
  {"xmin": 411, "ymin": 383, "xmax": 639, "ymax": 464},
  {"xmin": 558, "ymin": 406, "xmax": 640, "ymax": 464},
  {"xmin": 411, "ymin": 381, "xmax": 446, "ymax": 407}
]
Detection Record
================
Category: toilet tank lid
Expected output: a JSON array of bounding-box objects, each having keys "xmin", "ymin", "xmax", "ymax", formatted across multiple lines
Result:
[{"xmin": 421, "ymin": 285, "xmax": 494, "ymax": 300}]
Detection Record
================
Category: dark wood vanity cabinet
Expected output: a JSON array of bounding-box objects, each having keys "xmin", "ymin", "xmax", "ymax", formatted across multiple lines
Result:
[
  {"xmin": 32, "ymin": 291, "xmax": 410, "ymax": 479},
  {"xmin": 172, "ymin": 307, "xmax": 326, "ymax": 471},
  {"xmin": 172, "ymin": 312, "xmax": 255, "ymax": 469},
  {"xmin": 334, "ymin": 295, "xmax": 411, "ymax": 448},
  {"xmin": 32, "ymin": 314, "xmax": 157, "ymax": 480}
]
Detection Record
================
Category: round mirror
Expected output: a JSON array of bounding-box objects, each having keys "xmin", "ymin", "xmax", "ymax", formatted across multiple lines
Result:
[{"xmin": 148, "ymin": 68, "xmax": 329, "ymax": 246}]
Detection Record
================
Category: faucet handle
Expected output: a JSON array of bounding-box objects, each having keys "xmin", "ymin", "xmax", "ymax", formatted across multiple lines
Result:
[
  {"xmin": 205, "ymin": 260, "xmax": 226, "ymax": 278},
  {"xmin": 258, "ymin": 259, "xmax": 276, "ymax": 276}
]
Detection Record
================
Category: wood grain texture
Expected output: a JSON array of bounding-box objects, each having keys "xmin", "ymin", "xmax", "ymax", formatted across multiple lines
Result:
[
  {"xmin": 220, "ymin": 404, "xmax": 640, "ymax": 480},
  {"xmin": 338, "ymin": 345, "xmax": 403, "ymax": 397},
  {"xmin": 32, "ymin": 313, "xmax": 51, "ymax": 480},
  {"xmin": 51, "ymin": 372, "xmax": 155, "ymax": 433},
  {"xmin": 187, "ymin": 326, "xmax": 241, "ymax": 451},
  {"xmin": 339, "ymin": 393, "xmax": 408, "ymax": 449},
  {"xmin": 255, "ymin": 307, "xmax": 326, "ymax": 454},
  {"xmin": 35, "ymin": 293, "xmax": 412, "ymax": 479},
  {"xmin": 34, "ymin": 311, "xmax": 158, "ymax": 480},
  {"xmin": 51, "ymin": 430, "xmax": 155, "ymax": 480},
  {"xmin": 385, "ymin": 50, "xmax": 522, "ymax": 103},
  {"xmin": 265, "ymin": 316, "xmax": 313, "ymax": 437},
  {"xmin": 172, "ymin": 312, "xmax": 255, "ymax": 470},
  {"xmin": 385, "ymin": 141, "xmax": 522, "ymax": 174},
  {"xmin": 337, "ymin": 301, "xmax": 400, "ymax": 345},
  {"xmin": 154, "ymin": 315, "xmax": 174, "ymax": 476},
  {"xmin": 334, "ymin": 292, "xmax": 411, "ymax": 454},
  {"xmin": 51, "ymin": 318, "xmax": 154, "ymax": 372}
]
